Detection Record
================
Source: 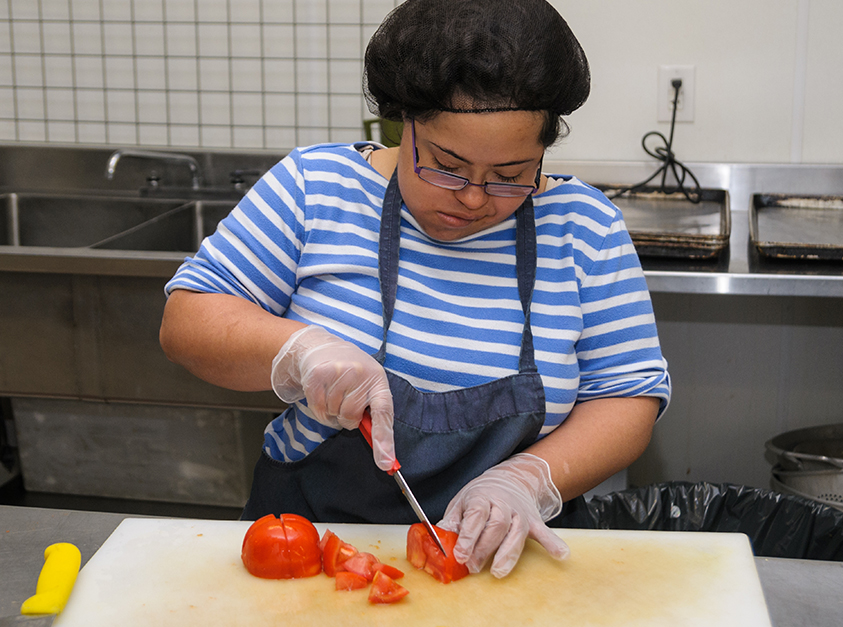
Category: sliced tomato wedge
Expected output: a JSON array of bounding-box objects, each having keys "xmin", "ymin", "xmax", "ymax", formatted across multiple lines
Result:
[
  {"xmin": 372, "ymin": 562, "xmax": 405, "ymax": 579},
  {"xmin": 335, "ymin": 570, "xmax": 369, "ymax": 591},
  {"xmin": 340, "ymin": 551, "xmax": 381, "ymax": 581},
  {"xmin": 368, "ymin": 570, "xmax": 409, "ymax": 604},
  {"xmin": 241, "ymin": 513, "xmax": 322, "ymax": 579},
  {"xmin": 318, "ymin": 528, "xmax": 333, "ymax": 552},
  {"xmin": 406, "ymin": 523, "xmax": 469, "ymax": 584},
  {"xmin": 320, "ymin": 529, "xmax": 359, "ymax": 577}
]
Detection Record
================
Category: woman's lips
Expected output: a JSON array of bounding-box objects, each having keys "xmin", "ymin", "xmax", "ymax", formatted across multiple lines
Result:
[{"xmin": 437, "ymin": 211, "xmax": 476, "ymax": 227}]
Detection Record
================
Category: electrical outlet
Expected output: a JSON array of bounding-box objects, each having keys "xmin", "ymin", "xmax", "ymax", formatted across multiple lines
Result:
[{"xmin": 657, "ymin": 65, "xmax": 695, "ymax": 123}]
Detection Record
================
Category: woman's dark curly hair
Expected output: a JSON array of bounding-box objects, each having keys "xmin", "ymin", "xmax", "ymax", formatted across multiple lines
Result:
[{"xmin": 363, "ymin": 0, "xmax": 590, "ymax": 147}]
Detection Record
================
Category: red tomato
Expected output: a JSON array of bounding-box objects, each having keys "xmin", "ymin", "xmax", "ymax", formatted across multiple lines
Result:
[
  {"xmin": 335, "ymin": 570, "xmax": 369, "ymax": 591},
  {"xmin": 368, "ymin": 571, "xmax": 409, "ymax": 604},
  {"xmin": 340, "ymin": 551, "xmax": 381, "ymax": 581},
  {"xmin": 320, "ymin": 529, "xmax": 359, "ymax": 577},
  {"xmin": 406, "ymin": 523, "xmax": 469, "ymax": 584},
  {"xmin": 372, "ymin": 562, "xmax": 405, "ymax": 579},
  {"xmin": 241, "ymin": 514, "xmax": 322, "ymax": 579},
  {"xmin": 318, "ymin": 528, "xmax": 333, "ymax": 551}
]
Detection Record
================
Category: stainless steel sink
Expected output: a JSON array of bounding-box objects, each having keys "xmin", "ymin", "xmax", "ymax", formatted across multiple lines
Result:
[
  {"xmin": 1, "ymin": 193, "xmax": 187, "ymax": 248},
  {"xmin": 0, "ymin": 141, "xmax": 279, "ymax": 275},
  {"xmin": 0, "ymin": 143, "xmax": 285, "ymax": 414},
  {"xmin": 0, "ymin": 192, "xmax": 235, "ymax": 252},
  {"xmin": 0, "ymin": 185, "xmax": 281, "ymax": 410},
  {"xmin": 89, "ymin": 199, "xmax": 235, "ymax": 252}
]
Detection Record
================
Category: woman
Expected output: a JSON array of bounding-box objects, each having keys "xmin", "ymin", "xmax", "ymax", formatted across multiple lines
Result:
[{"xmin": 159, "ymin": 0, "xmax": 670, "ymax": 578}]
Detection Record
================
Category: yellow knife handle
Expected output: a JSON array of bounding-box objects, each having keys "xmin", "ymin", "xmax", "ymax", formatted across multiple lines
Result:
[{"xmin": 20, "ymin": 542, "xmax": 81, "ymax": 615}]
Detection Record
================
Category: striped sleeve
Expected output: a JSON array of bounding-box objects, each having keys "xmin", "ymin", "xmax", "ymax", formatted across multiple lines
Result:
[
  {"xmin": 574, "ymin": 199, "xmax": 671, "ymax": 416},
  {"xmin": 164, "ymin": 149, "xmax": 307, "ymax": 314}
]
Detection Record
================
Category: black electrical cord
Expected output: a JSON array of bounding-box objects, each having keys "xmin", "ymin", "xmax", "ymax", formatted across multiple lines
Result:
[{"xmin": 607, "ymin": 79, "xmax": 702, "ymax": 204}]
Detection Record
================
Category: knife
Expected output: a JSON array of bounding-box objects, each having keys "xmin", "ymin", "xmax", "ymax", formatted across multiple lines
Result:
[
  {"xmin": 360, "ymin": 410, "xmax": 448, "ymax": 556},
  {"xmin": 0, "ymin": 543, "xmax": 81, "ymax": 626}
]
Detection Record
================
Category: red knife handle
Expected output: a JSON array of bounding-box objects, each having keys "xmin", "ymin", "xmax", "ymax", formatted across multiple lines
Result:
[{"xmin": 360, "ymin": 409, "xmax": 401, "ymax": 476}]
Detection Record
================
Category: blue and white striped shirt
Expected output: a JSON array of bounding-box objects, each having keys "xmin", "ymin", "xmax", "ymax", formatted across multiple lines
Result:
[{"xmin": 165, "ymin": 143, "xmax": 671, "ymax": 462}]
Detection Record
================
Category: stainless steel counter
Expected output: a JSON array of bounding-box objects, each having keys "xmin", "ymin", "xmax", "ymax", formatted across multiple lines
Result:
[
  {"xmin": 1, "ymin": 142, "xmax": 841, "ymax": 296},
  {"xmin": 755, "ymin": 557, "xmax": 843, "ymax": 627},
  {"xmin": 1, "ymin": 505, "xmax": 841, "ymax": 626},
  {"xmin": 545, "ymin": 160, "xmax": 843, "ymax": 298}
]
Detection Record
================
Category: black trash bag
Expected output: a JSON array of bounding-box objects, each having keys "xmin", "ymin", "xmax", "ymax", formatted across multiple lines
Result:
[{"xmin": 558, "ymin": 481, "xmax": 843, "ymax": 561}]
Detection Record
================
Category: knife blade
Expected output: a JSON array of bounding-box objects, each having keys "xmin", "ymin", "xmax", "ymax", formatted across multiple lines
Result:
[
  {"xmin": 0, "ymin": 543, "xmax": 80, "ymax": 627},
  {"xmin": 360, "ymin": 410, "xmax": 448, "ymax": 556}
]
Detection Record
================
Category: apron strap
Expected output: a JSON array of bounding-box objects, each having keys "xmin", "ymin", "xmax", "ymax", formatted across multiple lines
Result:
[
  {"xmin": 375, "ymin": 169, "xmax": 538, "ymax": 374},
  {"xmin": 515, "ymin": 196, "xmax": 538, "ymax": 375},
  {"xmin": 374, "ymin": 169, "xmax": 402, "ymax": 364}
]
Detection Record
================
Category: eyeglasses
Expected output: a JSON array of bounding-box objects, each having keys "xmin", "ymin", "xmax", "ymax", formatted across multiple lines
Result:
[{"xmin": 411, "ymin": 119, "xmax": 542, "ymax": 198}]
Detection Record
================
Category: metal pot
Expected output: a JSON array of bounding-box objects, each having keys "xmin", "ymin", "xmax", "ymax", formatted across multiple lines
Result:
[{"xmin": 765, "ymin": 424, "xmax": 843, "ymax": 511}]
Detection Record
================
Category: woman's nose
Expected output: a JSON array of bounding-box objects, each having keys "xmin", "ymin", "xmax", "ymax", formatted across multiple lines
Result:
[{"xmin": 454, "ymin": 182, "xmax": 488, "ymax": 209}]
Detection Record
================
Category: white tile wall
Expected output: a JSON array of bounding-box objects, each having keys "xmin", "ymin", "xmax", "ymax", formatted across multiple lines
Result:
[
  {"xmin": 0, "ymin": 0, "xmax": 840, "ymax": 163},
  {"xmin": 0, "ymin": 0, "xmax": 399, "ymax": 149}
]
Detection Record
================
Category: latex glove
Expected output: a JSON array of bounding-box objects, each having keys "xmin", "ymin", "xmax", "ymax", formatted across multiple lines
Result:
[
  {"xmin": 271, "ymin": 325, "xmax": 395, "ymax": 470},
  {"xmin": 439, "ymin": 453, "xmax": 569, "ymax": 578}
]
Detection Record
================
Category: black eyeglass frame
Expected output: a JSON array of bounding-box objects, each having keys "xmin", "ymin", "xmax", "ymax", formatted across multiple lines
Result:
[{"xmin": 410, "ymin": 119, "xmax": 543, "ymax": 198}]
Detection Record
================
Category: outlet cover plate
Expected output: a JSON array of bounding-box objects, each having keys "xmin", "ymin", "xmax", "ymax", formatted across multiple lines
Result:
[{"xmin": 658, "ymin": 65, "xmax": 695, "ymax": 122}]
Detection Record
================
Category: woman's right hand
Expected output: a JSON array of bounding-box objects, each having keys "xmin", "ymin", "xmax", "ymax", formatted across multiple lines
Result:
[{"xmin": 271, "ymin": 325, "xmax": 395, "ymax": 471}]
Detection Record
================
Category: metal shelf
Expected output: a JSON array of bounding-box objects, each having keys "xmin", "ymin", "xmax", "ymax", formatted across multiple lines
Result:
[{"xmin": 545, "ymin": 160, "xmax": 843, "ymax": 298}]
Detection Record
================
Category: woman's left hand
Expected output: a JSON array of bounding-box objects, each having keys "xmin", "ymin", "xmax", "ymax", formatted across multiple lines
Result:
[{"xmin": 438, "ymin": 453, "xmax": 570, "ymax": 578}]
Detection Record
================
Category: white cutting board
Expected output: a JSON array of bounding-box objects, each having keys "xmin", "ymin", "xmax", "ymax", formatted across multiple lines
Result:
[{"xmin": 54, "ymin": 518, "xmax": 772, "ymax": 627}]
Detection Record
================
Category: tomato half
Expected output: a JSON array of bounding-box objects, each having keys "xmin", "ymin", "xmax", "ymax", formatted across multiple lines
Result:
[
  {"xmin": 406, "ymin": 523, "xmax": 469, "ymax": 584},
  {"xmin": 320, "ymin": 529, "xmax": 359, "ymax": 576},
  {"xmin": 241, "ymin": 513, "xmax": 322, "ymax": 579},
  {"xmin": 368, "ymin": 571, "xmax": 409, "ymax": 604}
]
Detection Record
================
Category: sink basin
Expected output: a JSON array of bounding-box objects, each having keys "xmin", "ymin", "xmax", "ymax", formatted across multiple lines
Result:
[
  {"xmin": 0, "ymin": 192, "xmax": 236, "ymax": 252},
  {"xmin": 89, "ymin": 199, "xmax": 235, "ymax": 252},
  {"xmin": 1, "ymin": 193, "xmax": 188, "ymax": 247}
]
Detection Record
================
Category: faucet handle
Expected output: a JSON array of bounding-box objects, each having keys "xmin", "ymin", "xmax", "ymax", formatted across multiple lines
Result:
[
  {"xmin": 229, "ymin": 169, "xmax": 262, "ymax": 190},
  {"xmin": 146, "ymin": 170, "xmax": 161, "ymax": 189}
]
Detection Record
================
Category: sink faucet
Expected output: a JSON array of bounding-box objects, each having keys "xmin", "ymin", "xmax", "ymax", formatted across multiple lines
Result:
[{"xmin": 105, "ymin": 149, "xmax": 203, "ymax": 190}]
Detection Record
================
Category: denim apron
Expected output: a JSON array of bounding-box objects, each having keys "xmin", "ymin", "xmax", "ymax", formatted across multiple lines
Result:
[{"xmin": 242, "ymin": 171, "xmax": 550, "ymax": 523}]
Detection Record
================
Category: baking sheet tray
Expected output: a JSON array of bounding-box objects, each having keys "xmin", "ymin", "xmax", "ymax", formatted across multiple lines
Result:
[
  {"xmin": 750, "ymin": 194, "xmax": 843, "ymax": 261},
  {"xmin": 599, "ymin": 186, "xmax": 730, "ymax": 259}
]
